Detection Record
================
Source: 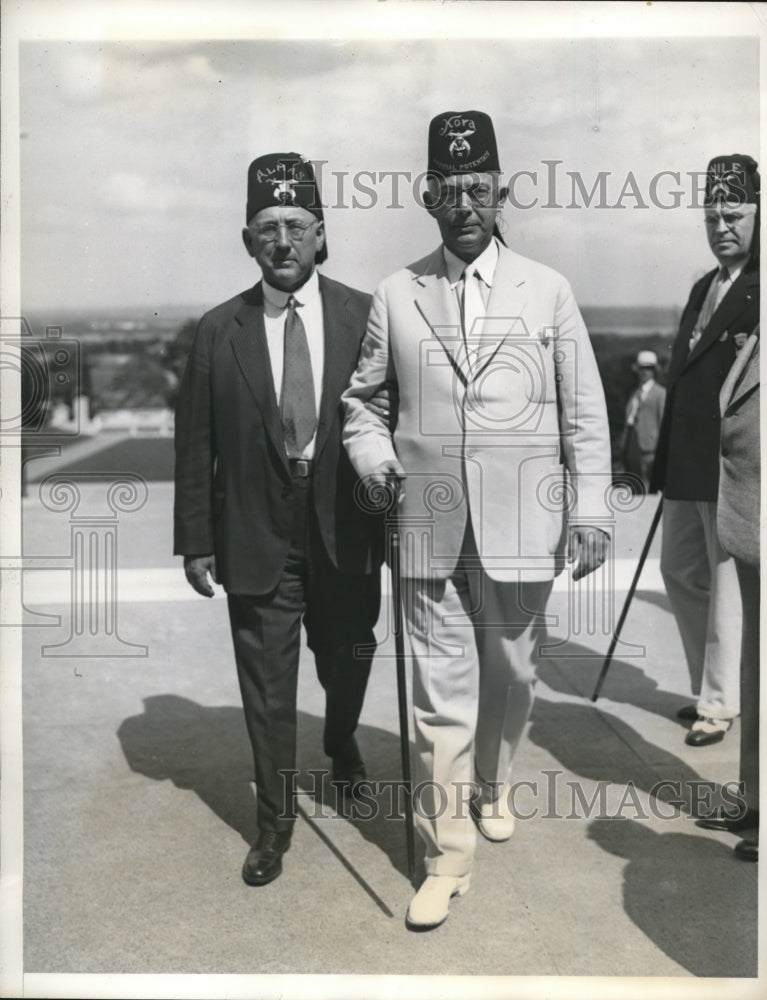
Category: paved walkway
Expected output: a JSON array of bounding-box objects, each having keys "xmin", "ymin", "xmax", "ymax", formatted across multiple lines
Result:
[{"xmin": 3, "ymin": 440, "xmax": 761, "ymax": 998}]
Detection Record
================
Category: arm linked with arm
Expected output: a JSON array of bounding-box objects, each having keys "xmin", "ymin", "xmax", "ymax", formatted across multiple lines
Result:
[{"xmin": 342, "ymin": 285, "xmax": 403, "ymax": 481}]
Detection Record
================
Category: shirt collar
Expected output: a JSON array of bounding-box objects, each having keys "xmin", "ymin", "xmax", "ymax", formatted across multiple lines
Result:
[
  {"xmin": 262, "ymin": 268, "xmax": 320, "ymax": 309},
  {"xmin": 722, "ymin": 261, "xmax": 745, "ymax": 284},
  {"xmin": 443, "ymin": 237, "xmax": 500, "ymax": 288}
]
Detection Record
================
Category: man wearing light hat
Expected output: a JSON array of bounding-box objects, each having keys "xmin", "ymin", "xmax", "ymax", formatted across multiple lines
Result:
[
  {"xmin": 620, "ymin": 349, "xmax": 666, "ymax": 491},
  {"xmin": 650, "ymin": 154, "xmax": 759, "ymax": 748},
  {"xmin": 174, "ymin": 154, "xmax": 383, "ymax": 886},
  {"xmin": 343, "ymin": 112, "xmax": 611, "ymax": 928}
]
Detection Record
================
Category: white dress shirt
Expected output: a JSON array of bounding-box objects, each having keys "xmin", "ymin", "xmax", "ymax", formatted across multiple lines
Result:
[
  {"xmin": 444, "ymin": 238, "xmax": 499, "ymax": 369},
  {"xmin": 262, "ymin": 270, "xmax": 324, "ymax": 459},
  {"xmin": 689, "ymin": 261, "xmax": 744, "ymax": 352}
]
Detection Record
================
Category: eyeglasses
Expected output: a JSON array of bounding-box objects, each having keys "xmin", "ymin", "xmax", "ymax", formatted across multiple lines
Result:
[
  {"xmin": 433, "ymin": 185, "xmax": 499, "ymax": 209},
  {"xmin": 251, "ymin": 220, "xmax": 318, "ymax": 244}
]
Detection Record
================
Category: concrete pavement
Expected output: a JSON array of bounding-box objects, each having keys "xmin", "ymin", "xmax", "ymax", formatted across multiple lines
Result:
[{"xmin": 8, "ymin": 453, "xmax": 761, "ymax": 995}]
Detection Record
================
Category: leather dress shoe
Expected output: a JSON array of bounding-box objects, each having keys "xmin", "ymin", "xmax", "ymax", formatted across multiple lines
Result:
[
  {"xmin": 242, "ymin": 830, "xmax": 291, "ymax": 886},
  {"xmin": 471, "ymin": 788, "xmax": 516, "ymax": 842},
  {"xmin": 331, "ymin": 737, "xmax": 367, "ymax": 799},
  {"xmin": 696, "ymin": 808, "xmax": 759, "ymax": 834},
  {"xmin": 734, "ymin": 838, "xmax": 759, "ymax": 862},
  {"xmin": 406, "ymin": 874, "xmax": 471, "ymax": 930},
  {"xmin": 676, "ymin": 703, "xmax": 700, "ymax": 721},
  {"xmin": 685, "ymin": 716, "xmax": 732, "ymax": 746}
]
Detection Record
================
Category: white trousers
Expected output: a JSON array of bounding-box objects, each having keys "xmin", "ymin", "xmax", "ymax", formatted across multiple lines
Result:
[
  {"xmin": 403, "ymin": 527, "xmax": 553, "ymax": 876},
  {"xmin": 660, "ymin": 498, "xmax": 742, "ymax": 718}
]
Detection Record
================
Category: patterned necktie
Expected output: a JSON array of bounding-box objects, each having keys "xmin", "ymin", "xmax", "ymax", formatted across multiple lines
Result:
[{"xmin": 281, "ymin": 294, "xmax": 316, "ymax": 456}]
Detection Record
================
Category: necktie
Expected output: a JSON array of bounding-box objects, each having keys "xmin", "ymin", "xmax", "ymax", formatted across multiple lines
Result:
[
  {"xmin": 689, "ymin": 267, "xmax": 730, "ymax": 352},
  {"xmin": 460, "ymin": 267, "xmax": 489, "ymax": 366},
  {"xmin": 626, "ymin": 388, "xmax": 642, "ymax": 427},
  {"xmin": 281, "ymin": 295, "xmax": 316, "ymax": 456}
]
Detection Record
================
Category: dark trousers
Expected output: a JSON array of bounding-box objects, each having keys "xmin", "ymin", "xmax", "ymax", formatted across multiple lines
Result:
[
  {"xmin": 227, "ymin": 473, "xmax": 380, "ymax": 834},
  {"xmin": 735, "ymin": 559, "xmax": 760, "ymax": 817}
]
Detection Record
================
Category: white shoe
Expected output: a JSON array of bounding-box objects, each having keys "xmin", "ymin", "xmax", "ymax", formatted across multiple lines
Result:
[
  {"xmin": 406, "ymin": 874, "xmax": 471, "ymax": 930},
  {"xmin": 474, "ymin": 788, "xmax": 516, "ymax": 842}
]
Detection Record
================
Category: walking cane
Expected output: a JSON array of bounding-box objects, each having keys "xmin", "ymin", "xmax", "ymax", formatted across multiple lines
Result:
[
  {"xmin": 390, "ymin": 527, "xmax": 417, "ymax": 883},
  {"xmin": 591, "ymin": 494, "xmax": 664, "ymax": 702}
]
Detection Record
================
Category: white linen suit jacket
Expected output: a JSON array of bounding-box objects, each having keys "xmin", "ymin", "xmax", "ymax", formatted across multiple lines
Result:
[{"xmin": 342, "ymin": 241, "xmax": 611, "ymax": 582}]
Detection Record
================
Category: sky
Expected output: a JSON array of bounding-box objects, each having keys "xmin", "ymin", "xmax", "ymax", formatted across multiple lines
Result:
[{"xmin": 14, "ymin": 9, "xmax": 762, "ymax": 314}]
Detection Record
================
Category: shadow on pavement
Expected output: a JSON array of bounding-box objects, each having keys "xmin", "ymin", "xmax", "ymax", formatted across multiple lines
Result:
[
  {"xmin": 633, "ymin": 588, "xmax": 673, "ymax": 614},
  {"xmin": 117, "ymin": 694, "xmax": 414, "ymax": 881},
  {"xmin": 117, "ymin": 694, "xmax": 259, "ymax": 845},
  {"xmin": 527, "ymin": 695, "xmax": 735, "ymax": 817},
  {"xmin": 537, "ymin": 637, "xmax": 700, "ymax": 724},
  {"xmin": 587, "ymin": 818, "xmax": 757, "ymax": 977}
]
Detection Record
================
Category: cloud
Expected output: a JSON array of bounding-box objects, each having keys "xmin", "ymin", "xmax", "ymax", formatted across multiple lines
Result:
[{"xmin": 98, "ymin": 172, "xmax": 178, "ymax": 214}]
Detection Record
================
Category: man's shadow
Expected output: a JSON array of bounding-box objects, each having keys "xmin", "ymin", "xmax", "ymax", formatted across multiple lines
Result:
[
  {"xmin": 526, "ymin": 693, "xmax": 728, "ymax": 815},
  {"xmin": 117, "ymin": 694, "xmax": 414, "ymax": 880},
  {"xmin": 587, "ymin": 819, "xmax": 757, "ymax": 977},
  {"xmin": 537, "ymin": 629, "xmax": 706, "ymax": 726}
]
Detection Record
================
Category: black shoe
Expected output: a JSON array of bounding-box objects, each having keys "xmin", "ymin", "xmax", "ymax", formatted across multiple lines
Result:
[
  {"xmin": 331, "ymin": 736, "xmax": 367, "ymax": 799},
  {"xmin": 676, "ymin": 704, "xmax": 700, "ymax": 721},
  {"xmin": 734, "ymin": 838, "xmax": 759, "ymax": 862},
  {"xmin": 242, "ymin": 830, "xmax": 291, "ymax": 886},
  {"xmin": 685, "ymin": 717, "xmax": 732, "ymax": 746},
  {"xmin": 696, "ymin": 809, "xmax": 759, "ymax": 834}
]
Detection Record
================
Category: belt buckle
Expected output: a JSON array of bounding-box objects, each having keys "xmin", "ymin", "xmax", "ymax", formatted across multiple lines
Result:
[{"xmin": 294, "ymin": 458, "xmax": 310, "ymax": 478}]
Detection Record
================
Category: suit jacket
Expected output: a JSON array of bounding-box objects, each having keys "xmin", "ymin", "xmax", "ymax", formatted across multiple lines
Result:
[
  {"xmin": 342, "ymin": 241, "xmax": 611, "ymax": 582},
  {"xmin": 174, "ymin": 274, "xmax": 381, "ymax": 594},
  {"xmin": 650, "ymin": 262, "xmax": 759, "ymax": 499},
  {"xmin": 622, "ymin": 381, "xmax": 666, "ymax": 454},
  {"xmin": 718, "ymin": 332, "xmax": 760, "ymax": 565}
]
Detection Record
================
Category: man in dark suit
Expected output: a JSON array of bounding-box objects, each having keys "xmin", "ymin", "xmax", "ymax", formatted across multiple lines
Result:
[
  {"xmin": 174, "ymin": 153, "xmax": 382, "ymax": 886},
  {"xmin": 620, "ymin": 350, "xmax": 666, "ymax": 492},
  {"xmin": 650, "ymin": 154, "xmax": 759, "ymax": 748}
]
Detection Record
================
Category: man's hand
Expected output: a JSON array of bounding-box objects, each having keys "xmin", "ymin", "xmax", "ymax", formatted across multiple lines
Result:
[
  {"xmin": 567, "ymin": 525, "xmax": 610, "ymax": 581},
  {"xmin": 369, "ymin": 458, "xmax": 407, "ymax": 506},
  {"xmin": 365, "ymin": 384, "xmax": 399, "ymax": 430},
  {"xmin": 184, "ymin": 554, "xmax": 218, "ymax": 597}
]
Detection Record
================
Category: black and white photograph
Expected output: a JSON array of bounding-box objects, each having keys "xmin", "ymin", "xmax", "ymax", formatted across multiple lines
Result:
[{"xmin": 1, "ymin": 2, "xmax": 763, "ymax": 998}]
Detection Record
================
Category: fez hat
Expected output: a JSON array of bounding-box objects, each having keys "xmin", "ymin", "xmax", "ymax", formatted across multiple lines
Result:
[
  {"xmin": 425, "ymin": 110, "xmax": 507, "ymax": 244},
  {"xmin": 704, "ymin": 154, "xmax": 760, "ymax": 206},
  {"xmin": 427, "ymin": 110, "xmax": 501, "ymax": 176},
  {"xmin": 246, "ymin": 152, "xmax": 326, "ymax": 262}
]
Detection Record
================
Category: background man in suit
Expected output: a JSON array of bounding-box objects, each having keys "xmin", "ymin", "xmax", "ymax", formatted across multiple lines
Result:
[
  {"xmin": 343, "ymin": 111, "xmax": 611, "ymax": 929},
  {"xmin": 650, "ymin": 154, "xmax": 759, "ymax": 748},
  {"xmin": 620, "ymin": 350, "xmax": 666, "ymax": 491},
  {"xmin": 174, "ymin": 153, "xmax": 382, "ymax": 887},
  {"xmin": 697, "ymin": 328, "xmax": 760, "ymax": 858}
]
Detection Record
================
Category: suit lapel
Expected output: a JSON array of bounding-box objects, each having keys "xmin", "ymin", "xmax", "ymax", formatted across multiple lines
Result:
[
  {"xmin": 230, "ymin": 284, "xmax": 289, "ymax": 473},
  {"xmin": 413, "ymin": 249, "xmax": 471, "ymax": 383},
  {"xmin": 314, "ymin": 276, "xmax": 355, "ymax": 461},
  {"xmin": 685, "ymin": 269, "xmax": 758, "ymax": 369},
  {"xmin": 473, "ymin": 247, "xmax": 529, "ymax": 376}
]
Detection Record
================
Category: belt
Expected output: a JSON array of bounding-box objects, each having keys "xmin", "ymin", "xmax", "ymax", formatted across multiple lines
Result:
[{"xmin": 288, "ymin": 458, "xmax": 313, "ymax": 478}]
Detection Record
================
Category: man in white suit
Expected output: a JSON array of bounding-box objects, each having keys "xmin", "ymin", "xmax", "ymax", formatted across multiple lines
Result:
[{"xmin": 343, "ymin": 111, "xmax": 611, "ymax": 929}]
